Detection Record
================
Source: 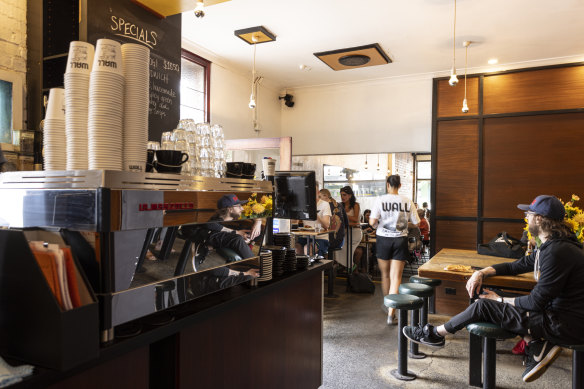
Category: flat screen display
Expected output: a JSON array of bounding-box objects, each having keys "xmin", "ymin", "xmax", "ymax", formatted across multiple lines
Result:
[{"xmin": 273, "ymin": 171, "xmax": 316, "ymax": 220}]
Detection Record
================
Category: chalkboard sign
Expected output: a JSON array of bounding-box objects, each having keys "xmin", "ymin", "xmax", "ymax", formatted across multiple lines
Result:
[{"xmin": 86, "ymin": 0, "xmax": 181, "ymax": 141}]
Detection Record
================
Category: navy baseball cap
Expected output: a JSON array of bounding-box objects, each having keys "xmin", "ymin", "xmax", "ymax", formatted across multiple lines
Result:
[
  {"xmin": 517, "ymin": 195, "xmax": 565, "ymax": 221},
  {"xmin": 217, "ymin": 194, "xmax": 247, "ymax": 209}
]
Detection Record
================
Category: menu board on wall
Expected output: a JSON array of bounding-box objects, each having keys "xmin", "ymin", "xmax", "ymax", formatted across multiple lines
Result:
[{"xmin": 86, "ymin": 0, "xmax": 181, "ymax": 141}]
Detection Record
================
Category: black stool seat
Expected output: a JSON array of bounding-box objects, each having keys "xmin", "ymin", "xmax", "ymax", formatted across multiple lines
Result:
[
  {"xmin": 384, "ymin": 293, "xmax": 424, "ymax": 381},
  {"xmin": 466, "ymin": 322, "xmax": 515, "ymax": 340},
  {"xmin": 466, "ymin": 322, "xmax": 516, "ymax": 389},
  {"xmin": 384, "ymin": 293, "xmax": 424, "ymax": 310},
  {"xmin": 398, "ymin": 282, "xmax": 434, "ymax": 298},
  {"xmin": 409, "ymin": 275, "xmax": 442, "ymax": 287}
]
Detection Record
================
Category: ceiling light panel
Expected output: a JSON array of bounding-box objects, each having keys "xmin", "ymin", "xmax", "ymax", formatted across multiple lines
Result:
[{"xmin": 313, "ymin": 43, "xmax": 391, "ymax": 71}]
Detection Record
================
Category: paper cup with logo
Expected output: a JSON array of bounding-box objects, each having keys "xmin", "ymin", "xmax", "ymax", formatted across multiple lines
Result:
[
  {"xmin": 45, "ymin": 88, "xmax": 66, "ymax": 120},
  {"xmin": 92, "ymin": 39, "xmax": 124, "ymax": 76},
  {"xmin": 262, "ymin": 158, "xmax": 276, "ymax": 176},
  {"xmin": 66, "ymin": 41, "xmax": 95, "ymax": 75}
]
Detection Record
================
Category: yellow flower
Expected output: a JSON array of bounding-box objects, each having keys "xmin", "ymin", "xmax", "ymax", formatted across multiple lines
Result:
[
  {"xmin": 573, "ymin": 213, "xmax": 584, "ymax": 224},
  {"xmin": 252, "ymin": 203, "xmax": 265, "ymax": 214},
  {"xmin": 573, "ymin": 194, "xmax": 580, "ymax": 201},
  {"xmin": 566, "ymin": 218, "xmax": 578, "ymax": 232}
]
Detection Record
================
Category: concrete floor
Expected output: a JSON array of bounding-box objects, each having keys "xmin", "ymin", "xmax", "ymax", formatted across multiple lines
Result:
[{"xmin": 320, "ymin": 278, "xmax": 573, "ymax": 389}]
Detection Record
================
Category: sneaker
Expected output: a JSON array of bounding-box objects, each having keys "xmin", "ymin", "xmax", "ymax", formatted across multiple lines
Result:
[
  {"xmin": 402, "ymin": 324, "xmax": 445, "ymax": 348},
  {"xmin": 522, "ymin": 340, "xmax": 562, "ymax": 382}
]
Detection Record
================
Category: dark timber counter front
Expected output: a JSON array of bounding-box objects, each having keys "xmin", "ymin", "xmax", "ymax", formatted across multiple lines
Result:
[{"xmin": 13, "ymin": 261, "xmax": 331, "ymax": 389}]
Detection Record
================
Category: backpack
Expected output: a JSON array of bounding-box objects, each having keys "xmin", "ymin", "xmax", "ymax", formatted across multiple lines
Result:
[{"xmin": 328, "ymin": 199, "xmax": 347, "ymax": 250}]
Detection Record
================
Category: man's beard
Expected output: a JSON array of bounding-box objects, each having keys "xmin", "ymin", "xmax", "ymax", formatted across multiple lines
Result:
[
  {"xmin": 229, "ymin": 209, "xmax": 241, "ymax": 219},
  {"xmin": 528, "ymin": 222, "xmax": 540, "ymax": 239}
]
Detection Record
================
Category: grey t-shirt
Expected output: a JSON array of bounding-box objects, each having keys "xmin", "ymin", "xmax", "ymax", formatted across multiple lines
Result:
[{"xmin": 371, "ymin": 194, "xmax": 420, "ymax": 238}]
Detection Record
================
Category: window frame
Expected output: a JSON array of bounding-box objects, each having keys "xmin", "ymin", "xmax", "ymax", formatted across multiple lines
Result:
[{"xmin": 181, "ymin": 49, "xmax": 211, "ymax": 123}]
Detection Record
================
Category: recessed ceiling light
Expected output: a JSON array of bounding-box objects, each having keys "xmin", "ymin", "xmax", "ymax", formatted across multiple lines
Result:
[
  {"xmin": 488, "ymin": 58, "xmax": 498, "ymax": 65},
  {"xmin": 299, "ymin": 64, "xmax": 312, "ymax": 71}
]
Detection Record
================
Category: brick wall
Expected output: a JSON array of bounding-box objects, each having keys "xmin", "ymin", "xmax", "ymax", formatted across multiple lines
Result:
[
  {"xmin": 393, "ymin": 152, "xmax": 415, "ymax": 200},
  {"xmin": 0, "ymin": 0, "xmax": 27, "ymax": 76}
]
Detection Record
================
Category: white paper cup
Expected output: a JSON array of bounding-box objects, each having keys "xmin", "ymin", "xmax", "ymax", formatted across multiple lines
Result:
[
  {"xmin": 92, "ymin": 39, "xmax": 124, "ymax": 76},
  {"xmin": 66, "ymin": 41, "xmax": 95, "ymax": 75},
  {"xmin": 45, "ymin": 88, "xmax": 66, "ymax": 120},
  {"xmin": 262, "ymin": 158, "xmax": 276, "ymax": 176}
]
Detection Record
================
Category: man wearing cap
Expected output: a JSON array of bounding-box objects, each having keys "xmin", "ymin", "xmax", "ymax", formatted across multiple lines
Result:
[{"xmin": 403, "ymin": 195, "xmax": 584, "ymax": 383}]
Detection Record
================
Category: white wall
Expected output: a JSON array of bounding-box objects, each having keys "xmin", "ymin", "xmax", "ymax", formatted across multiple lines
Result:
[
  {"xmin": 281, "ymin": 76, "xmax": 433, "ymax": 155},
  {"xmin": 182, "ymin": 39, "xmax": 282, "ymax": 141}
]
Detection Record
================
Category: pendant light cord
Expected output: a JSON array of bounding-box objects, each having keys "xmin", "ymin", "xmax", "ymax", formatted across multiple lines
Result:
[
  {"xmin": 452, "ymin": 0, "xmax": 456, "ymax": 70},
  {"xmin": 251, "ymin": 41, "xmax": 257, "ymax": 96},
  {"xmin": 464, "ymin": 43, "xmax": 467, "ymax": 99}
]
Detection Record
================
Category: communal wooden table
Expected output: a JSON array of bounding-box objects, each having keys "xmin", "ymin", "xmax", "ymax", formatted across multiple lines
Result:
[{"xmin": 418, "ymin": 248, "xmax": 536, "ymax": 315}]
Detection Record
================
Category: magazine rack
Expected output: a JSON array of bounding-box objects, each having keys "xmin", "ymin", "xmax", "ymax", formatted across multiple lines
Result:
[{"xmin": 0, "ymin": 229, "xmax": 99, "ymax": 370}]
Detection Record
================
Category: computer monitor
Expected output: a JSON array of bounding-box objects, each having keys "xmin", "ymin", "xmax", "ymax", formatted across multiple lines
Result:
[{"xmin": 273, "ymin": 171, "xmax": 317, "ymax": 220}]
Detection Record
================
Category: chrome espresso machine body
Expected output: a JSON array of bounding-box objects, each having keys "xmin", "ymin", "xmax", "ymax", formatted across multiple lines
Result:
[{"xmin": 0, "ymin": 170, "xmax": 273, "ymax": 342}]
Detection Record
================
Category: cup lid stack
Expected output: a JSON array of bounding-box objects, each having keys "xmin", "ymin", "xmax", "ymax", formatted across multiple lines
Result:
[
  {"xmin": 258, "ymin": 250, "xmax": 273, "ymax": 282},
  {"xmin": 64, "ymin": 41, "xmax": 94, "ymax": 170},
  {"xmin": 121, "ymin": 43, "xmax": 150, "ymax": 173},
  {"xmin": 43, "ymin": 88, "xmax": 67, "ymax": 171},
  {"xmin": 88, "ymin": 39, "xmax": 125, "ymax": 171}
]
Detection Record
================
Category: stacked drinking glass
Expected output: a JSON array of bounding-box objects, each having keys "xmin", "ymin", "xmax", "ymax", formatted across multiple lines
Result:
[
  {"xmin": 121, "ymin": 43, "xmax": 150, "ymax": 172},
  {"xmin": 88, "ymin": 39, "xmax": 125, "ymax": 171},
  {"xmin": 210, "ymin": 124, "xmax": 226, "ymax": 177},
  {"xmin": 64, "ymin": 41, "xmax": 94, "ymax": 170},
  {"xmin": 43, "ymin": 88, "xmax": 67, "ymax": 170}
]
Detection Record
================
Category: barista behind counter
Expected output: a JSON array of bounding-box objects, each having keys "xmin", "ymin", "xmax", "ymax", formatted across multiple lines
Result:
[{"xmin": 181, "ymin": 194, "xmax": 262, "ymax": 262}]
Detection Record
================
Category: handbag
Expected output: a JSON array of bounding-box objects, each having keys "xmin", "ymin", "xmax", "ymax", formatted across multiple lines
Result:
[
  {"xmin": 477, "ymin": 231, "xmax": 527, "ymax": 259},
  {"xmin": 348, "ymin": 272, "xmax": 375, "ymax": 294}
]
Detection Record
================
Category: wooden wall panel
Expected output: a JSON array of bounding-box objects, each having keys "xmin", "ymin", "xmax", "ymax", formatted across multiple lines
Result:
[
  {"xmin": 482, "ymin": 221, "xmax": 526, "ymax": 244},
  {"xmin": 483, "ymin": 113, "xmax": 584, "ymax": 218},
  {"xmin": 483, "ymin": 66, "xmax": 584, "ymax": 114},
  {"xmin": 436, "ymin": 120, "xmax": 478, "ymax": 217},
  {"xmin": 437, "ymin": 77, "xmax": 479, "ymax": 117},
  {"xmin": 435, "ymin": 220, "xmax": 477, "ymax": 253}
]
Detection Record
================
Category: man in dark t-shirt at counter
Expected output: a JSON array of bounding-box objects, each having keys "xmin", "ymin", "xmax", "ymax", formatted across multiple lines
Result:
[{"xmin": 204, "ymin": 194, "xmax": 262, "ymax": 259}]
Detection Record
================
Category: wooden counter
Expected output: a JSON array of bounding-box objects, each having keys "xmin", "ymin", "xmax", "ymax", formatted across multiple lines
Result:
[{"xmin": 14, "ymin": 261, "xmax": 331, "ymax": 389}]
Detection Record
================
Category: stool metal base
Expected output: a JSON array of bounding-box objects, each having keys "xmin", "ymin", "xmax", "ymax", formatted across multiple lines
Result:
[
  {"xmin": 391, "ymin": 369, "xmax": 417, "ymax": 381},
  {"xmin": 408, "ymin": 351, "xmax": 427, "ymax": 359}
]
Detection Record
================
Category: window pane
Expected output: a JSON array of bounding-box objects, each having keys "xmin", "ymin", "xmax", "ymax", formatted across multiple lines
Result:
[
  {"xmin": 181, "ymin": 58, "xmax": 205, "ymax": 92},
  {"xmin": 181, "ymin": 86, "xmax": 204, "ymax": 110},
  {"xmin": 417, "ymin": 161, "xmax": 431, "ymax": 179},
  {"xmin": 180, "ymin": 105, "xmax": 204, "ymax": 123},
  {"xmin": 416, "ymin": 180, "xmax": 431, "ymax": 208}
]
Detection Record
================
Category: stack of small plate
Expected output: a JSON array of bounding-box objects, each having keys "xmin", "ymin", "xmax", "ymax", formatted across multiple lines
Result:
[
  {"xmin": 264, "ymin": 246, "xmax": 286, "ymax": 276},
  {"xmin": 257, "ymin": 250, "xmax": 273, "ymax": 282},
  {"xmin": 121, "ymin": 43, "xmax": 150, "ymax": 172},
  {"xmin": 43, "ymin": 88, "xmax": 67, "ymax": 170},
  {"xmin": 64, "ymin": 41, "xmax": 94, "ymax": 170},
  {"xmin": 284, "ymin": 248, "xmax": 297, "ymax": 273},
  {"xmin": 273, "ymin": 233, "xmax": 292, "ymax": 248},
  {"xmin": 296, "ymin": 255, "xmax": 309, "ymax": 270},
  {"xmin": 88, "ymin": 39, "xmax": 125, "ymax": 171}
]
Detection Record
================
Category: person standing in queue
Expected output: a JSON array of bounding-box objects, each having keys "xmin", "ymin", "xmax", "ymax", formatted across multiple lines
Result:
[
  {"xmin": 369, "ymin": 175, "xmax": 420, "ymax": 324},
  {"xmin": 340, "ymin": 186, "xmax": 363, "ymax": 272}
]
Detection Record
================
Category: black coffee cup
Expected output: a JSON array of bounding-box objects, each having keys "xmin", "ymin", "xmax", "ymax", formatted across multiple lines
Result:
[
  {"xmin": 226, "ymin": 162, "xmax": 243, "ymax": 178},
  {"xmin": 154, "ymin": 150, "xmax": 189, "ymax": 174},
  {"xmin": 146, "ymin": 150, "xmax": 155, "ymax": 173},
  {"xmin": 242, "ymin": 163, "xmax": 256, "ymax": 179}
]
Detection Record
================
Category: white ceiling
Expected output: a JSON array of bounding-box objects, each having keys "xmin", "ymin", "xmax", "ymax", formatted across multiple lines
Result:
[{"xmin": 182, "ymin": 0, "xmax": 584, "ymax": 90}]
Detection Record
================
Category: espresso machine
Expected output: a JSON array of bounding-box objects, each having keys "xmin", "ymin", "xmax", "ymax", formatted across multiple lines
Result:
[{"xmin": 0, "ymin": 170, "xmax": 272, "ymax": 343}]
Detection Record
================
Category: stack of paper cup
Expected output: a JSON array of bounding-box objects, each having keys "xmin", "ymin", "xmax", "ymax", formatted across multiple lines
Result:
[
  {"xmin": 64, "ymin": 41, "xmax": 94, "ymax": 170},
  {"xmin": 262, "ymin": 158, "xmax": 277, "ymax": 177},
  {"xmin": 43, "ymin": 88, "xmax": 67, "ymax": 170},
  {"xmin": 121, "ymin": 43, "xmax": 150, "ymax": 172},
  {"xmin": 88, "ymin": 39, "xmax": 125, "ymax": 171}
]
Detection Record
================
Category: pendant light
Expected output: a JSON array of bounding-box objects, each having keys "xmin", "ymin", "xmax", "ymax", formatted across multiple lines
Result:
[
  {"xmin": 376, "ymin": 154, "xmax": 380, "ymax": 171},
  {"xmin": 462, "ymin": 41, "xmax": 471, "ymax": 113},
  {"xmin": 364, "ymin": 154, "xmax": 368, "ymax": 170},
  {"xmin": 448, "ymin": 0, "xmax": 459, "ymax": 86}
]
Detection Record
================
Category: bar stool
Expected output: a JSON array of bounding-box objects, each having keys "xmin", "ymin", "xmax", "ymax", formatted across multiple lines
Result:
[
  {"xmin": 409, "ymin": 275, "xmax": 442, "ymax": 320},
  {"xmin": 558, "ymin": 344, "xmax": 584, "ymax": 389},
  {"xmin": 384, "ymin": 293, "xmax": 424, "ymax": 381},
  {"xmin": 325, "ymin": 247, "xmax": 342, "ymax": 298},
  {"xmin": 466, "ymin": 322, "xmax": 515, "ymax": 389},
  {"xmin": 398, "ymin": 282, "xmax": 434, "ymax": 359}
]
